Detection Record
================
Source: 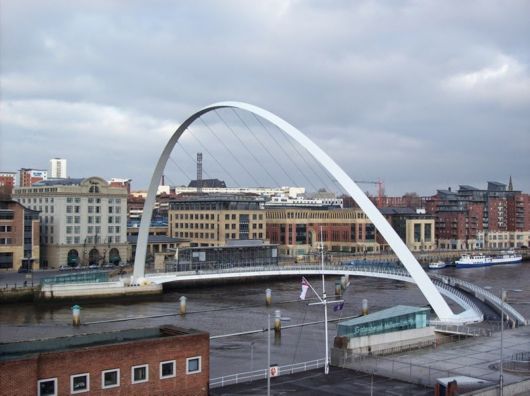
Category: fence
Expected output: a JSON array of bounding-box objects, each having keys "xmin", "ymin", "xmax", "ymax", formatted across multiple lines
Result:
[
  {"xmin": 40, "ymin": 271, "xmax": 109, "ymax": 285},
  {"xmin": 210, "ymin": 358, "xmax": 326, "ymax": 388}
]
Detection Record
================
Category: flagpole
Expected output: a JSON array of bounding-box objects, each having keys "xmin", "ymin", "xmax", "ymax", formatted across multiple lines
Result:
[{"xmin": 320, "ymin": 227, "xmax": 329, "ymax": 375}]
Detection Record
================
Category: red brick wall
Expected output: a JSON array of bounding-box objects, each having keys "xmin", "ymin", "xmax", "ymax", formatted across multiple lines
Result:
[{"xmin": 0, "ymin": 332, "xmax": 209, "ymax": 396}]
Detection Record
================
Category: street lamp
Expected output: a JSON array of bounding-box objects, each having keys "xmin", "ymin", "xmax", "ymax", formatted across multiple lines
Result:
[
  {"xmin": 500, "ymin": 288, "xmax": 506, "ymax": 396},
  {"xmin": 498, "ymin": 287, "xmax": 524, "ymax": 396}
]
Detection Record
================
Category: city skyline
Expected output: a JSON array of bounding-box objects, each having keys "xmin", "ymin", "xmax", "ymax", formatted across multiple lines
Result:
[{"xmin": 1, "ymin": 1, "xmax": 529, "ymax": 195}]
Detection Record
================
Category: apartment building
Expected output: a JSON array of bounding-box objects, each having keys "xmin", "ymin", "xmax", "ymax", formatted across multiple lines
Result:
[
  {"xmin": 12, "ymin": 177, "xmax": 127, "ymax": 268},
  {"xmin": 426, "ymin": 180, "xmax": 530, "ymax": 249},
  {"xmin": 19, "ymin": 168, "xmax": 47, "ymax": 187}
]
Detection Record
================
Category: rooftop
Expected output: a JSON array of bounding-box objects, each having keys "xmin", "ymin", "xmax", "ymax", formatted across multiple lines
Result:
[{"xmin": 0, "ymin": 325, "xmax": 203, "ymax": 361}]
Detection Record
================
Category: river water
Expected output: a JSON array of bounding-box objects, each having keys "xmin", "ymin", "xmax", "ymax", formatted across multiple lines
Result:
[{"xmin": 1, "ymin": 261, "xmax": 529, "ymax": 378}]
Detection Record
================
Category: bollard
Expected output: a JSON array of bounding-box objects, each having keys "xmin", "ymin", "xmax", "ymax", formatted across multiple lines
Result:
[
  {"xmin": 72, "ymin": 305, "xmax": 81, "ymax": 326},
  {"xmin": 179, "ymin": 296, "xmax": 187, "ymax": 316},
  {"xmin": 274, "ymin": 309, "xmax": 281, "ymax": 336},
  {"xmin": 335, "ymin": 280, "xmax": 342, "ymax": 298},
  {"xmin": 265, "ymin": 288, "xmax": 272, "ymax": 306},
  {"xmin": 362, "ymin": 298, "xmax": 368, "ymax": 316},
  {"xmin": 340, "ymin": 275, "xmax": 348, "ymax": 291}
]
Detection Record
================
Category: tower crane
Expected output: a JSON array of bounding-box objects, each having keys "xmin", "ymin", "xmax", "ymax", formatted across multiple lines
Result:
[{"xmin": 354, "ymin": 179, "xmax": 385, "ymax": 208}]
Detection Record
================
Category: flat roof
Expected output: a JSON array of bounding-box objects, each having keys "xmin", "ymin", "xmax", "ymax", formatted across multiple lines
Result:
[
  {"xmin": 338, "ymin": 305, "xmax": 430, "ymax": 328},
  {"xmin": 0, "ymin": 325, "xmax": 204, "ymax": 361}
]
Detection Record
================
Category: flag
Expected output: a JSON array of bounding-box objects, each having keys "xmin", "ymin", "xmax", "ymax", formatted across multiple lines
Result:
[
  {"xmin": 333, "ymin": 301, "xmax": 344, "ymax": 312},
  {"xmin": 300, "ymin": 277, "xmax": 309, "ymax": 300}
]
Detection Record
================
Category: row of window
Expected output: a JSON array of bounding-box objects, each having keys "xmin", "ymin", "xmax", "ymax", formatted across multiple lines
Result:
[
  {"xmin": 65, "ymin": 236, "xmax": 122, "ymax": 244},
  {"xmin": 172, "ymin": 213, "xmax": 265, "ymax": 221},
  {"xmin": 37, "ymin": 357, "xmax": 201, "ymax": 396},
  {"xmin": 0, "ymin": 225, "xmax": 13, "ymax": 233},
  {"xmin": 66, "ymin": 225, "xmax": 121, "ymax": 234}
]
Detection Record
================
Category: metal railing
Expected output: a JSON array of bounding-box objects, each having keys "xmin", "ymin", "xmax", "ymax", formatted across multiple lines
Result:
[
  {"xmin": 148, "ymin": 262, "xmax": 530, "ymax": 325},
  {"xmin": 210, "ymin": 358, "xmax": 326, "ymax": 388},
  {"xmin": 431, "ymin": 274, "xmax": 527, "ymax": 326}
]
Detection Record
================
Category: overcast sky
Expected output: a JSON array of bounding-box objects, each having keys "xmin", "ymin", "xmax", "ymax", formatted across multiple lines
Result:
[{"xmin": 1, "ymin": 0, "xmax": 529, "ymax": 196}]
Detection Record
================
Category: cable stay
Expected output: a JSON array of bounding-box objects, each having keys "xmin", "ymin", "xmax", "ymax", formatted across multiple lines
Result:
[
  {"xmin": 215, "ymin": 109, "xmax": 282, "ymax": 188},
  {"xmin": 231, "ymin": 108, "xmax": 299, "ymax": 188},
  {"xmin": 185, "ymin": 124, "xmax": 241, "ymax": 188},
  {"xmin": 198, "ymin": 116, "xmax": 259, "ymax": 188}
]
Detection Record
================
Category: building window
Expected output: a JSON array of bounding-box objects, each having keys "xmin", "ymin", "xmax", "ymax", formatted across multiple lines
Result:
[
  {"xmin": 186, "ymin": 356, "xmax": 201, "ymax": 374},
  {"xmin": 37, "ymin": 378, "xmax": 57, "ymax": 396},
  {"xmin": 101, "ymin": 369, "xmax": 120, "ymax": 389},
  {"xmin": 160, "ymin": 360, "xmax": 176, "ymax": 379},
  {"xmin": 132, "ymin": 364, "xmax": 149, "ymax": 384},
  {"xmin": 70, "ymin": 373, "xmax": 90, "ymax": 394}
]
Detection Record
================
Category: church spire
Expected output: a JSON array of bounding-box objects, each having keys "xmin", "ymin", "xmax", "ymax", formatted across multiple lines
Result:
[{"xmin": 508, "ymin": 176, "xmax": 513, "ymax": 191}]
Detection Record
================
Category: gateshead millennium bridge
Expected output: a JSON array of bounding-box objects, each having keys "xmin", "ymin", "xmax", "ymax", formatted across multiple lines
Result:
[{"xmin": 131, "ymin": 101, "xmax": 523, "ymax": 326}]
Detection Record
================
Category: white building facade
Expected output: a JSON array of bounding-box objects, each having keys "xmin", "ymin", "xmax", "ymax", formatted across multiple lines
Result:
[
  {"xmin": 12, "ymin": 176, "xmax": 127, "ymax": 268},
  {"xmin": 49, "ymin": 158, "xmax": 67, "ymax": 179}
]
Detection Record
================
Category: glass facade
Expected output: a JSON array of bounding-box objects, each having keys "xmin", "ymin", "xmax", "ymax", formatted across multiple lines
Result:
[{"xmin": 337, "ymin": 305, "xmax": 430, "ymax": 338}]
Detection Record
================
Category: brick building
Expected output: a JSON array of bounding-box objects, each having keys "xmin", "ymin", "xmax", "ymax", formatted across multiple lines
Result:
[
  {"xmin": 266, "ymin": 206, "xmax": 379, "ymax": 257},
  {"xmin": 0, "ymin": 325, "xmax": 209, "ymax": 396},
  {"xmin": 19, "ymin": 168, "xmax": 47, "ymax": 187},
  {"xmin": 0, "ymin": 172, "xmax": 16, "ymax": 196},
  {"xmin": 0, "ymin": 200, "xmax": 40, "ymax": 271}
]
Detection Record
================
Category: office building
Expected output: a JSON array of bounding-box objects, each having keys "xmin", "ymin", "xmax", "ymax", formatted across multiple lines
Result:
[
  {"xmin": 168, "ymin": 194, "xmax": 267, "ymax": 247},
  {"xmin": 12, "ymin": 177, "xmax": 127, "ymax": 268},
  {"xmin": 266, "ymin": 206, "xmax": 380, "ymax": 257}
]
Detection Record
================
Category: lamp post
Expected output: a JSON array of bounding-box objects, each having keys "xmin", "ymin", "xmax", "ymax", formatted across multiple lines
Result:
[
  {"xmin": 267, "ymin": 313, "xmax": 289, "ymax": 396},
  {"xmin": 500, "ymin": 288, "xmax": 506, "ymax": 396}
]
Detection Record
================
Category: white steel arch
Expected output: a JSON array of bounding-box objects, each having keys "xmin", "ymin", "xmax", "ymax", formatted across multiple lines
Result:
[{"xmin": 134, "ymin": 101, "xmax": 458, "ymax": 322}]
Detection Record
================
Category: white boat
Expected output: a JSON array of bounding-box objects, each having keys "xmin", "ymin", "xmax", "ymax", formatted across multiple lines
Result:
[
  {"xmin": 428, "ymin": 261, "xmax": 447, "ymax": 269},
  {"xmin": 455, "ymin": 251, "xmax": 522, "ymax": 268}
]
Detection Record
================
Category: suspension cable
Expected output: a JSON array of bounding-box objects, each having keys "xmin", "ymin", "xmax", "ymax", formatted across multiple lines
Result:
[
  {"xmin": 215, "ymin": 109, "xmax": 281, "ymax": 188},
  {"xmin": 167, "ymin": 155, "xmax": 194, "ymax": 182},
  {"xmin": 251, "ymin": 112, "xmax": 319, "ymax": 192},
  {"xmin": 198, "ymin": 116, "xmax": 260, "ymax": 187},
  {"xmin": 272, "ymin": 123, "xmax": 335, "ymax": 192},
  {"xmin": 232, "ymin": 108, "xmax": 299, "ymax": 187},
  {"xmin": 175, "ymin": 141, "xmax": 214, "ymax": 180},
  {"xmin": 185, "ymin": 124, "xmax": 241, "ymax": 187}
]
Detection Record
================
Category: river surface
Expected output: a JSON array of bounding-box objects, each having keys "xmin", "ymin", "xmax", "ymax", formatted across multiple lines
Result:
[{"xmin": 1, "ymin": 261, "xmax": 529, "ymax": 378}]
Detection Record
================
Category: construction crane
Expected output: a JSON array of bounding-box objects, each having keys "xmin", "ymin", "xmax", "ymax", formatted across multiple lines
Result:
[{"xmin": 354, "ymin": 179, "xmax": 385, "ymax": 208}]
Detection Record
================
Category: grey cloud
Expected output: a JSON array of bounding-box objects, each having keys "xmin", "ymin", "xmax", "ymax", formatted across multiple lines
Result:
[{"xmin": 1, "ymin": 0, "xmax": 529, "ymax": 195}]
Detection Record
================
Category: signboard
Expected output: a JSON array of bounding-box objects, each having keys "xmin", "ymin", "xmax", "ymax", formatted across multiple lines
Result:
[{"xmin": 269, "ymin": 365, "xmax": 279, "ymax": 378}]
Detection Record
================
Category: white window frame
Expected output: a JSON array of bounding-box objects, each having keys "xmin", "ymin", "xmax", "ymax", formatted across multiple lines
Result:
[
  {"xmin": 37, "ymin": 378, "xmax": 57, "ymax": 396},
  {"xmin": 70, "ymin": 372, "xmax": 90, "ymax": 394},
  {"xmin": 101, "ymin": 368, "xmax": 120, "ymax": 389},
  {"xmin": 159, "ymin": 360, "xmax": 176, "ymax": 379},
  {"xmin": 131, "ymin": 364, "xmax": 149, "ymax": 384},
  {"xmin": 186, "ymin": 356, "xmax": 202, "ymax": 374}
]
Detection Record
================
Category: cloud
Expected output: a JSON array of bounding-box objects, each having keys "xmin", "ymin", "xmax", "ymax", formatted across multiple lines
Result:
[
  {"xmin": 442, "ymin": 54, "xmax": 530, "ymax": 106},
  {"xmin": 1, "ymin": 0, "xmax": 529, "ymax": 195}
]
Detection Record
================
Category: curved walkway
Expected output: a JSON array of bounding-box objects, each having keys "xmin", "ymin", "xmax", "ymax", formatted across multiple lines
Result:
[{"xmin": 143, "ymin": 263, "xmax": 515, "ymax": 325}]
